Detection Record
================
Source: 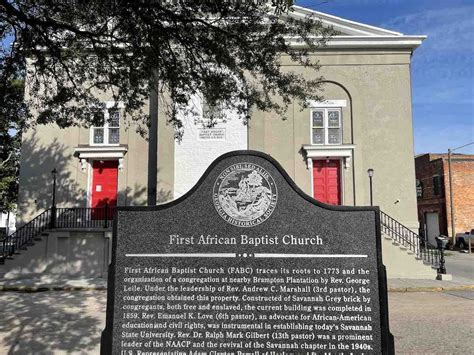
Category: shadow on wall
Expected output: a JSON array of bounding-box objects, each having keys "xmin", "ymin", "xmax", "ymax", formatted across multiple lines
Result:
[
  {"xmin": 116, "ymin": 177, "xmax": 173, "ymax": 206},
  {"xmin": 0, "ymin": 232, "xmax": 111, "ymax": 279},
  {"xmin": 18, "ymin": 134, "xmax": 174, "ymax": 224},
  {"xmin": 0, "ymin": 290, "xmax": 105, "ymax": 354},
  {"xmin": 123, "ymin": 183, "xmax": 147, "ymax": 206},
  {"xmin": 157, "ymin": 185, "xmax": 173, "ymax": 204},
  {"xmin": 17, "ymin": 134, "xmax": 86, "ymax": 224}
]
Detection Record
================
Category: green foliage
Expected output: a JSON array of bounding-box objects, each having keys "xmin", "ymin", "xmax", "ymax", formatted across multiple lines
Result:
[
  {"xmin": 0, "ymin": 79, "xmax": 24, "ymax": 212},
  {"xmin": 1, "ymin": 1, "xmax": 333, "ymax": 139}
]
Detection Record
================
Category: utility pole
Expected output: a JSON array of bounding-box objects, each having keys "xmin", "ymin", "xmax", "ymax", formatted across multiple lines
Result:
[{"xmin": 447, "ymin": 142, "xmax": 474, "ymax": 248}]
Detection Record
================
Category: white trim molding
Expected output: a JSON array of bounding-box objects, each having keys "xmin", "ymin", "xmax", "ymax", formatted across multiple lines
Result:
[
  {"xmin": 290, "ymin": 6, "xmax": 403, "ymax": 37},
  {"xmin": 286, "ymin": 35, "xmax": 426, "ymax": 50},
  {"xmin": 308, "ymin": 99, "xmax": 347, "ymax": 108},
  {"xmin": 105, "ymin": 101, "xmax": 125, "ymax": 109},
  {"xmin": 302, "ymin": 144, "xmax": 355, "ymax": 170},
  {"xmin": 73, "ymin": 146, "xmax": 128, "ymax": 171},
  {"xmin": 284, "ymin": 6, "xmax": 426, "ymax": 50}
]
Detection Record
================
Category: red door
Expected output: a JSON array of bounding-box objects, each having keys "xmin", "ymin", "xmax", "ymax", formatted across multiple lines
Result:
[
  {"xmin": 313, "ymin": 159, "xmax": 341, "ymax": 205},
  {"xmin": 91, "ymin": 160, "xmax": 118, "ymax": 218}
]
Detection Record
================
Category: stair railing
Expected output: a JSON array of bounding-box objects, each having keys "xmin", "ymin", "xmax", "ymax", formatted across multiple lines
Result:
[
  {"xmin": 0, "ymin": 205, "xmax": 115, "ymax": 264},
  {"xmin": 0, "ymin": 209, "xmax": 51, "ymax": 264},
  {"xmin": 380, "ymin": 210, "xmax": 444, "ymax": 273}
]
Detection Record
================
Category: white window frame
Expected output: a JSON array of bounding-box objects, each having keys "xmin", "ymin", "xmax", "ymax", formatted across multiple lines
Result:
[
  {"xmin": 90, "ymin": 102, "xmax": 123, "ymax": 146},
  {"xmin": 310, "ymin": 107, "xmax": 343, "ymax": 146}
]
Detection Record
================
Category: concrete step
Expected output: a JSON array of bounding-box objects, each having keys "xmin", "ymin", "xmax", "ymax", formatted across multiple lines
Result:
[{"xmin": 382, "ymin": 233, "xmax": 438, "ymax": 279}]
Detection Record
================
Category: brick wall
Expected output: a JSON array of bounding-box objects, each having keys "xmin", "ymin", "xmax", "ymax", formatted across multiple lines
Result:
[
  {"xmin": 416, "ymin": 153, "xmax": 474, "ymax": 239},
  {"xmin": 443, "ymin": 157, "xmax": 474, "ymax": 236},
  {"xmin": 415, "ymin": 154, "xmax": 446, "ymax": 237}
]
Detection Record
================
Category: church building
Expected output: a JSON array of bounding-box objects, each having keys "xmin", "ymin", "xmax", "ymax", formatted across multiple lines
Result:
[{"xmin": 6, "ymin": 6, "xmax": 439, "ymax": 280}]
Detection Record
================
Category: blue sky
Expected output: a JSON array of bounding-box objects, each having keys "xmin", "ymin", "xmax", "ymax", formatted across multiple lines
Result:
[{"xmin": 297, "ymin": 0, "xmax": 474, "ymax": 154}]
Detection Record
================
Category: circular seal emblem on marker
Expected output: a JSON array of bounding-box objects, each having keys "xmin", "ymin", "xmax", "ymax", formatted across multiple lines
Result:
[{"xmin": 213, "ymin": 163, "xmax": 278, "ymax": 227}]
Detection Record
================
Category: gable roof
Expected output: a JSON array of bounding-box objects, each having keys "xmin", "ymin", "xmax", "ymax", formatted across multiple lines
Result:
[{"xmin": 288, "ymin": 5, "xmax": 426, "ymax": 50}]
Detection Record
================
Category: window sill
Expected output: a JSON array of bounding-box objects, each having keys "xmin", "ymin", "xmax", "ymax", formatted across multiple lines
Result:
[{"xmin": 89, "ymin": 143, "xmax": 121, "ymax": 147}]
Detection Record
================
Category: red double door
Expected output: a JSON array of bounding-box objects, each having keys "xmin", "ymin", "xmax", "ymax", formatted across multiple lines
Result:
[
  {"xmin": 313, "ymin": 159, "xmax": 341, "ymax": 205},
  {"xmin": 91, "ymin": 160, "xmax": 118, "ymax": 218}
]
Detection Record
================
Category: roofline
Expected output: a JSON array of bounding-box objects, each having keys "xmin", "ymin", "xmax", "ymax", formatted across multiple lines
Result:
[
  {"xmin": 287, "ymin": 35, "xmax": 427, "ymax": 50},
  {"xmin": 415, "ymin": 153, "xmax": 474, "ymax": 161},
  {"xmin": 291, "ymin": 5, "xmax": 404, "ymax": 36}
]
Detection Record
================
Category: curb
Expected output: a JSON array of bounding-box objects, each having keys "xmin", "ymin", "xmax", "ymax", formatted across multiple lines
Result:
[{"xmin": 388, "ymin": 284, "xmax": 474, "ymax": 293}]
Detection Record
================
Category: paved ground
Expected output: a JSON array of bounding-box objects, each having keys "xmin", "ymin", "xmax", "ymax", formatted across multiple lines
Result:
[
  {"xmin": 389, "ymin": 290, "xmax": 474, "ymax": 354},
  {"xmin": 444, "ymin": 251, "xmax": 474, "ymax": 284},
  {"xmin": 0, "ymin": 290, "xmax": 106, "ymax": 354},
  {"xmin": 0, "ymin": 251, "xmax": 470, "ymax": 354},
  {"xmin": 0, "ymin": 289, "xmax": 473, "ymax": 354}
]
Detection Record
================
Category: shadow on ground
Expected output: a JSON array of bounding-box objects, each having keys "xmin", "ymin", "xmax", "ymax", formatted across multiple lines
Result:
[{"xmin": 0, "ymin": 290, "xmax": 105, "ymax": 354}]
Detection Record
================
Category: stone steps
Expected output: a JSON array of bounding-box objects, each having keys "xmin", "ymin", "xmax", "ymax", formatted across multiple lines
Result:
[{"xmin": 382, "ymin": 232, "xmax": 439, "ymax": 279}]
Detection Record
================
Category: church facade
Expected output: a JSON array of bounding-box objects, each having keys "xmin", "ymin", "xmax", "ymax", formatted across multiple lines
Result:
[{"xmin": 18, "ymin": 7, "xmax": 425, "ymax": 233}]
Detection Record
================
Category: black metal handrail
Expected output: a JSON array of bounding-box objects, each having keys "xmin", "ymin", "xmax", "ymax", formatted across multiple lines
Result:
[
  {"xmin": 380, "ymin": 210, "xmax": 444, "ymax": 273},
  {"xmin": 54, "ymin": 205, "xmax": 115, "ymax": 229},
  {"xmin": 0, "ymin": 206, "xmax": 115, "ymax": 264}
]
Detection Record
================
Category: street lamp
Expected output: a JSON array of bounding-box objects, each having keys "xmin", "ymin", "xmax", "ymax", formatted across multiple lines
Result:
[
  {"xmin": 50, "ymin": 168, "xmax": 57, "ymax": 228},
  {"xmin": 51, "ymin": 168, "xmax": 57, "ymax": 208},
  {"xmin": 447, "ymin": 142, "xmax": 474, "ymax": 248},
  {"xmin": 367, "ymin": 168, "xmax": 374, "ymax": 206}
]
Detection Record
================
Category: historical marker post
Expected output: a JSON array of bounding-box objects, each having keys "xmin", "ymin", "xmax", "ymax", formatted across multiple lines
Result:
[{"xmin": 101, "ymin": 150, "xmax": 394, "ymax": 354}]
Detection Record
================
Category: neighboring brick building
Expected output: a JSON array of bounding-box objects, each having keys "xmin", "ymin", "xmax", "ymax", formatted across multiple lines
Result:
[{"xmin": 415, "ymin": 153, "xmax": 474, "ymax": 245}]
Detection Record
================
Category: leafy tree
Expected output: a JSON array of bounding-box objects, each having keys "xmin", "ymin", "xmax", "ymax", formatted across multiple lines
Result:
[
  {"xmin": 1, "ymin": 1, "xmax": 333, "ymax": 204},
  {"xmin": 1, "ymin": 0, "xmax": 332, "ymax": 134},
  {"xmin": 0, "ymin": 79, "xmax": 24, "ymax": 213}
]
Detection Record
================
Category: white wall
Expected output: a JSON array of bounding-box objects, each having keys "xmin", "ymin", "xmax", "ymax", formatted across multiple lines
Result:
[
  {"xmin": 0, "ymin": 212, "xmax": 16, "ymax": 234},
  {"xmin": 174, "ymin": 98, "xmax": 248, "ymax": 197}
]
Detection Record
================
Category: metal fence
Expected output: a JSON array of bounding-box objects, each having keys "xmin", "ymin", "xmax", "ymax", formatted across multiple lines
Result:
[{"xmin": 0, "ymin": 206, "xmax": 115, "ymax": 264}]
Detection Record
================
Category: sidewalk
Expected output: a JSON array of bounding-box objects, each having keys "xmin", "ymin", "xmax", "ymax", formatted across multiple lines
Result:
[
  {"xmin": 388, "ymin": 278, "xmax": 474, "ymax": 292},
  {"xmin": 0, "ymin": 275, "xmax": 107, "ymax": 292},
  {"xmin": 0, "ymin": 275, "xmax": 473, "ymax": 292}
]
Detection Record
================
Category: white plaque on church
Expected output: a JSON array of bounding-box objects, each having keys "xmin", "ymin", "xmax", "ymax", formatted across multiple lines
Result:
[{"xmin": 198, "ymin": 128, "xmax": 226, "ymax": 141}]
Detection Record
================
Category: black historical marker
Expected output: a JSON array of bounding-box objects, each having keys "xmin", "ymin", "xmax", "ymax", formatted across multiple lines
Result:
[{"xmin": 101, "ymin": 150, "xmax": 394, "ymax": 354}]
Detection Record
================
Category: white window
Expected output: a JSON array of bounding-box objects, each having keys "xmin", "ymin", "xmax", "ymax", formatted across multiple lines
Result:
[
  {"xmin": 201, "ymin": 95, "xmax": 226, "ymax": 124},
  {"xmin": 311, "ymin": 108, "xmax": 342, "ymax": 145},
  {"xmin": 91, "ymin": 109, "xmax": 120, "ymax": 145}
]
